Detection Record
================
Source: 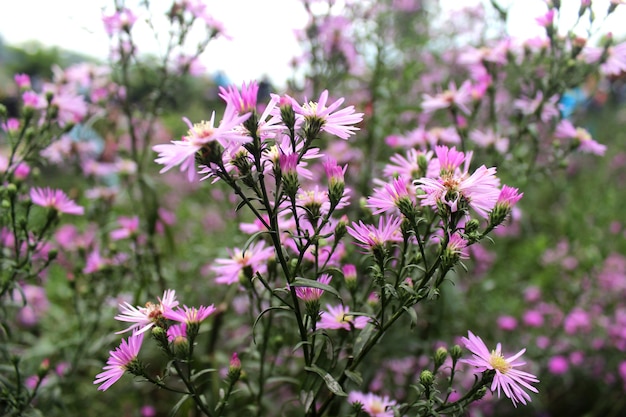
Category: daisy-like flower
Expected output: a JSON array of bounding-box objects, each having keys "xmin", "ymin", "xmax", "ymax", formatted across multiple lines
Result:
[
  {"xmin": 93, "ymin": 333, "xmax": 144, "ymax": 391},
  {"xmin": 164, "ymin": 304, "xmax": 216, "ymax": 324},
  {"xmin": 366, "ymin": 176, "xmax": 416, "ymax": 216},
  {"xmin": 583, "ymin": 41, "xmax": 626, "ymax": 77},
  {"xmin": 30, "ymin": 187, "xmax": 84, "ymax": 215},
  {"xmin": 460, "ymin": 331, "xmax": 539, "ymax": 407},
  {"xmin": 219, "ymin": 80, "xmax": 258, "ymax": 113},
  {"xmin": 421, "ymin": 81, "xmax": 472, "ymax": 115},
  {"xmin": 153, "ymin": 110, "xmax": 251, "ymax": 182},
  {"xmin": 318, "ymin": 304, "xmax": 369, "ymax": 330},
  {"xmin": 382, "ymin": 148, "xmax": 438, "ymax": 180},
  {"xmin": 212, "ymin": 240, "xmax": 274, "ymax": 285},
  {"xmin": 554, "ymin": 119, "xmax": 606, "ymax": 155},
  {"xmin": 294, "ymin": 274, "xmax": 332, "ymax": 303},
  {"xmin": 415, "ymin": 146, "xmax": 501, "ymax": 219},
  {"xmin": 348, "ymin": 391, "xmax": 397, "ymax": 417},
  {"xmin": 115, "ymin": 290, "xmax": 179, "ymax": 335},
  {"xmin": 290, "ymin": 90, "xmax": 364, "ymax": 140},
  {"xmin": 346, "ymin": 216, "xmax": 403, "ymax": 254}
]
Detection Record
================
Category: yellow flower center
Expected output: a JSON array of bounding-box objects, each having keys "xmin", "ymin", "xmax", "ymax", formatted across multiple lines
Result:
[{"xmin": 489, "ymin": 350, "xmax": 511, "ymax": 373}]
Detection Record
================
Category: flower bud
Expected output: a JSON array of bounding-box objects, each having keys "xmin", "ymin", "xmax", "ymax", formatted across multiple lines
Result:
[
  {"xmin": 450, "ymin": 344, "xmax": 463, "ymax": 361},
  {"xmin": 434, "ymin": 347, "xmax": 448, "ymax": 370},
  {"xmin": 228, "ymin": 353, "xmax": 242, "ymax": 382},
  {"xmin": 420, "ymin": 369, "xmax": 434, "ymax": 387}
]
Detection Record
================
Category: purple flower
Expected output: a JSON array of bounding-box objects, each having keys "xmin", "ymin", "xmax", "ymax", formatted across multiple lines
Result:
[
  {"xmin": 163, "ymin": 304, "xmax": 217, "ymax": 324},
  {"xmin": 318, "ymin": 304, "xmax": 369, "ymax": 331},
  {"xmin": 93, "ymin": 333, "xmax": 144, "ymax": 391},
  {"xmin": 290, "ymin": 90, "xmax": 364, "ymax": 139},
  {"xmin": 346, "ymin": 216, "xmax": 403, "ymax": 253},
  {"xmin": 348, "ymin": 391, "xmax": 396, "ymax": 417},
  {"xmin": 460, "ymin": 331, "xmax": 539, "ymax": 407},
  {"xmin": 114, "ymin": 290, "xmax": 179, "ymax": 335},
  {"xmin": 30, "ymin": 187, "xmax": 84, "ymax": 215}
]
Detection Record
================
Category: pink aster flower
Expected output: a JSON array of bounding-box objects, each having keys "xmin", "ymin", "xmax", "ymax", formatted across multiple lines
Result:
[
  {"xmin": 115, "ymin": 290, "xmax": 179, "ymax": 335},
  {"xmin": 366, "ymin": 176, "xmax": 416, "ymax": 216},
  {"xmin": 318, "ymin": 304, "xmax": 369, "ymax": 330},
  {"xmin": 212, "ymin": 240, "xmax": 274, "ymax": 285},
  {"xmin": 554, "ymin": 119, "xmax": 606, "ymax": 155},
  {"xmin": 110, "ymin": 216, "xmax": 140, "ymax": 240},
  {"xmin": 93, "ymin": 333, "xmax": 143, "ymax": 391},
  {"xmin": 416, "ymin": 146, "xmax": 501, "ymax": 219},
  {"xmin": 583, "ymin": 42, "xmax": 626, "ymax": 76},
  {"xmin": 164, "ymin": 304, "xmax": 217, "ymax": 324},
  {"xmin": 348, "ymin": 391, "xmax": 396, "ymax": 417},
  {"xmin": 219, "ymin": 80, "xmax": 259, "ymax": 113},
  {"xmin": 290, "ymin": 90, "xmax": 364, "ymax": 139},
  {"xmin": 421, "ymin": 81, "xmax": 472, "ymax": 115},
  {"xmin": 294, "ymin": 274, "xmax": 332, "ymax": 302},
  {"xmin": 346, "ymin": 215, "xmax": 403, "ymax": 253},
  {"xmin": 30, "ymin": 187, "xmax": 84, "ymax": 215},
  {"xmin": 153, "ymin": 111, "xmax": 251, "ymax": 182},
  {"xmin": 460, "ymin": 331, "xmax": 539, "ymax": 407}
]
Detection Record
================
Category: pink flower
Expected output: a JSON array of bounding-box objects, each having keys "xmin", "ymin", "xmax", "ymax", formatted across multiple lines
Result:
[
  {"xmin": 115, "ymin": 290, "xmax": 179, "ymax": 335},
  {"xmin": 153, "ymin": 111, "xmax": 251, "ymax": 182},
  {"xmin": 461, "ymin": 331, "xmax": 539, "ymax": 407},
  {"xmin": 294, "ymin": 274, "xmax": 332, "ymax": 302},
  {"xmin": 547, "ymin": 356, "xmax": 569, "ymax": 375},
  {"xmin": 348, "ymin": 391, "xmax": 396, "ymax": 417},
  {"xmin": 346, "ymin": 216, "xmax": 403, "ymax": 253},
  {"xmin": 212, "ymin": 241, "xmax": 274, "ymax": 285},
  {"xmin": 290, "ymin": 90, "xmax": 364, "ymax": 139},
  {"xmin": 30, "ymin": 187, "xmax": 84, "ymax": 215},
  {"xmin": 318, "ymin": 304, "xmax": 369, "ymax": 331},
  {"xmin": 366, "ymin": 177, "xmax": 416, "ymax": 216},
  {"xmin": 94, "ymin": 333, "xmax": 143, "ymax": 391},
  {"xmin": 554, "ymin": 119, "xmax": 606, "ymax": 155},
  {"xmin": 421, "ymin": 81, "xmax": 472, "ymax": 115},
  {"xmin": 102, "ymin": 8, "xmax": 138, "ymax": 36},
  {"xmin": 416, "ymin": 146, "xmax": 501, "ymax": 219},
  {"xmin": 110, "ymin": 216, "xmax": 140, "ymax": 240},
  {"xmin": 219, "ymin": 81, "xmax": 259, "ymax": 113},
  {"xmin": 164, "ymin": 304, "xmax": 217, "ymax": 324},
  {"xmin": 497, "ymin": 315, "xmax": 518, "ymax": 331},
  {"xmin": 14, "ymin": 73, "xmax": 31, "ymax": 89}
]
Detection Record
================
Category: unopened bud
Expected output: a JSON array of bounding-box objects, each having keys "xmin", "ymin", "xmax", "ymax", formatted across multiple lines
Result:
[
  {"xmin": 228, "ymin": 353, "xmax": 242, "ymax": 382},
  {"xmin": 450, "ymin": 344, "xmax": 463, "ymax": 361},
  {"xmin": 420, "ymin": 369, "xmax": 434, "ymax": 387},
  {"xmin": 434, "ymin": 347, "xmax": 448, "ymax": 370}
]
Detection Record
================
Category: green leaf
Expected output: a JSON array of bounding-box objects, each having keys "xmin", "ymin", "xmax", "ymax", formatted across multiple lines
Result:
[
  {"xmin": 190, "ymin": 368, "xmax": 217, "ymax": 382},
  {"xmin": 305, "ymin": 365, "xmax": 347, "ymax": 397},
  {"xmin": 344, "ymin": 370, "xmax": 363, "ymax": 386},
  {"xmin": 169, "ymin": 394, "xmax": 191, "ymax": 417},
  {"xmin": 402, "ymin": 305, "xmax": 418, "ymax": 329}
]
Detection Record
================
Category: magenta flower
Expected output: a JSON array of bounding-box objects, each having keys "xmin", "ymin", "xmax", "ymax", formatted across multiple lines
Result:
[
  {"xmin": 164, "ymin": 304, "xmax": 217, "ymax": 324},
  {"xmin": 348, "ymin": 391, "xmax": 396, "ymax": 417},
  {"xmin": 30, "ymin": 187, "xmax": 84, "ymax": 215},
  {"xmin": 421, "ymin": 81, "xmax": 472, "ymax": 115},
  {"xmin": 346, "ymin": 216, "xmax": 403, "ymax": 253},
  {"xmin": 554, "ymin": 119, "xmax": 606, "ymax": 155},
  {"xmin": 219, "ymin": 81, "xmax": 259, "ymax": 113},
  {"xmin": 110, "ymin": 216, "xmax": 140, "ymax": 240},
  {"xmin": 460, "ymin": 331, "xmax": 539, "ymax": 407},
  {"xmin": 153, "ymin": 111, "xmax": 251, "ymax": 182},
  {"xmin": 290, "ymin": 90, "xmax": 364, "ymax": 139},
  {"xmin": 115, "ymin": 290, "xmax": 179, "ymax": 335},
  {"xmin": 93, "ymin": 333, "xmax": 144, "ymax": 391},
  {"xmin": 294, "ymin": 274, "xmax": 332, "ymax": 302},
  {"xmin": 416, "ymin": 147, "xmax": 501, "ymax": 219},
  {"xmin": 318, "ymin": 304, "xmax": 369, "ymax": 331},
  {"xmin": 212, "ymin": 241, "xmax": 274, "ymax": 285},
  {"xmin": 366, "ymin": 176, "xmax": 416, "ymax": 215},
  {"xmin": 495, "ymin": 185, "xmax": 523, "ymax": 210}
]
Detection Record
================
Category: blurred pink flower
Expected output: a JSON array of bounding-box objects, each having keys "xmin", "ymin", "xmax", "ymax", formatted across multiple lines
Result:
[
  {"xmin": 212, "ymin": 241, "xmax": 274, "ymax": 285},
  {"xmin": 547, "ymin": 355, "xmax": 569, "ymax": 375},
  {"xmin": 30, "ymin": 187, "xmax": 84, "ymax": 215},
  {"xmin": 348, "ymin": 390, "xmax": 396, "ymax": 417},
  {"xmin": 318, "ymin": 304, "xmax": 369, "ymax": 331}
]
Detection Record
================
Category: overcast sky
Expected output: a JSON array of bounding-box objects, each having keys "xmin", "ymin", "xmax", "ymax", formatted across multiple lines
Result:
[{"xmin": 1, "ymin": 1, "xmax": 625, "ymax": 87}]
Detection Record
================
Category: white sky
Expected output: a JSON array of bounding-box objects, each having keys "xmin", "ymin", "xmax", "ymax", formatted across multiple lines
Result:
[{"xmin": 1, "ymin": 0, "xmax": 625, "ymax": 88}]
